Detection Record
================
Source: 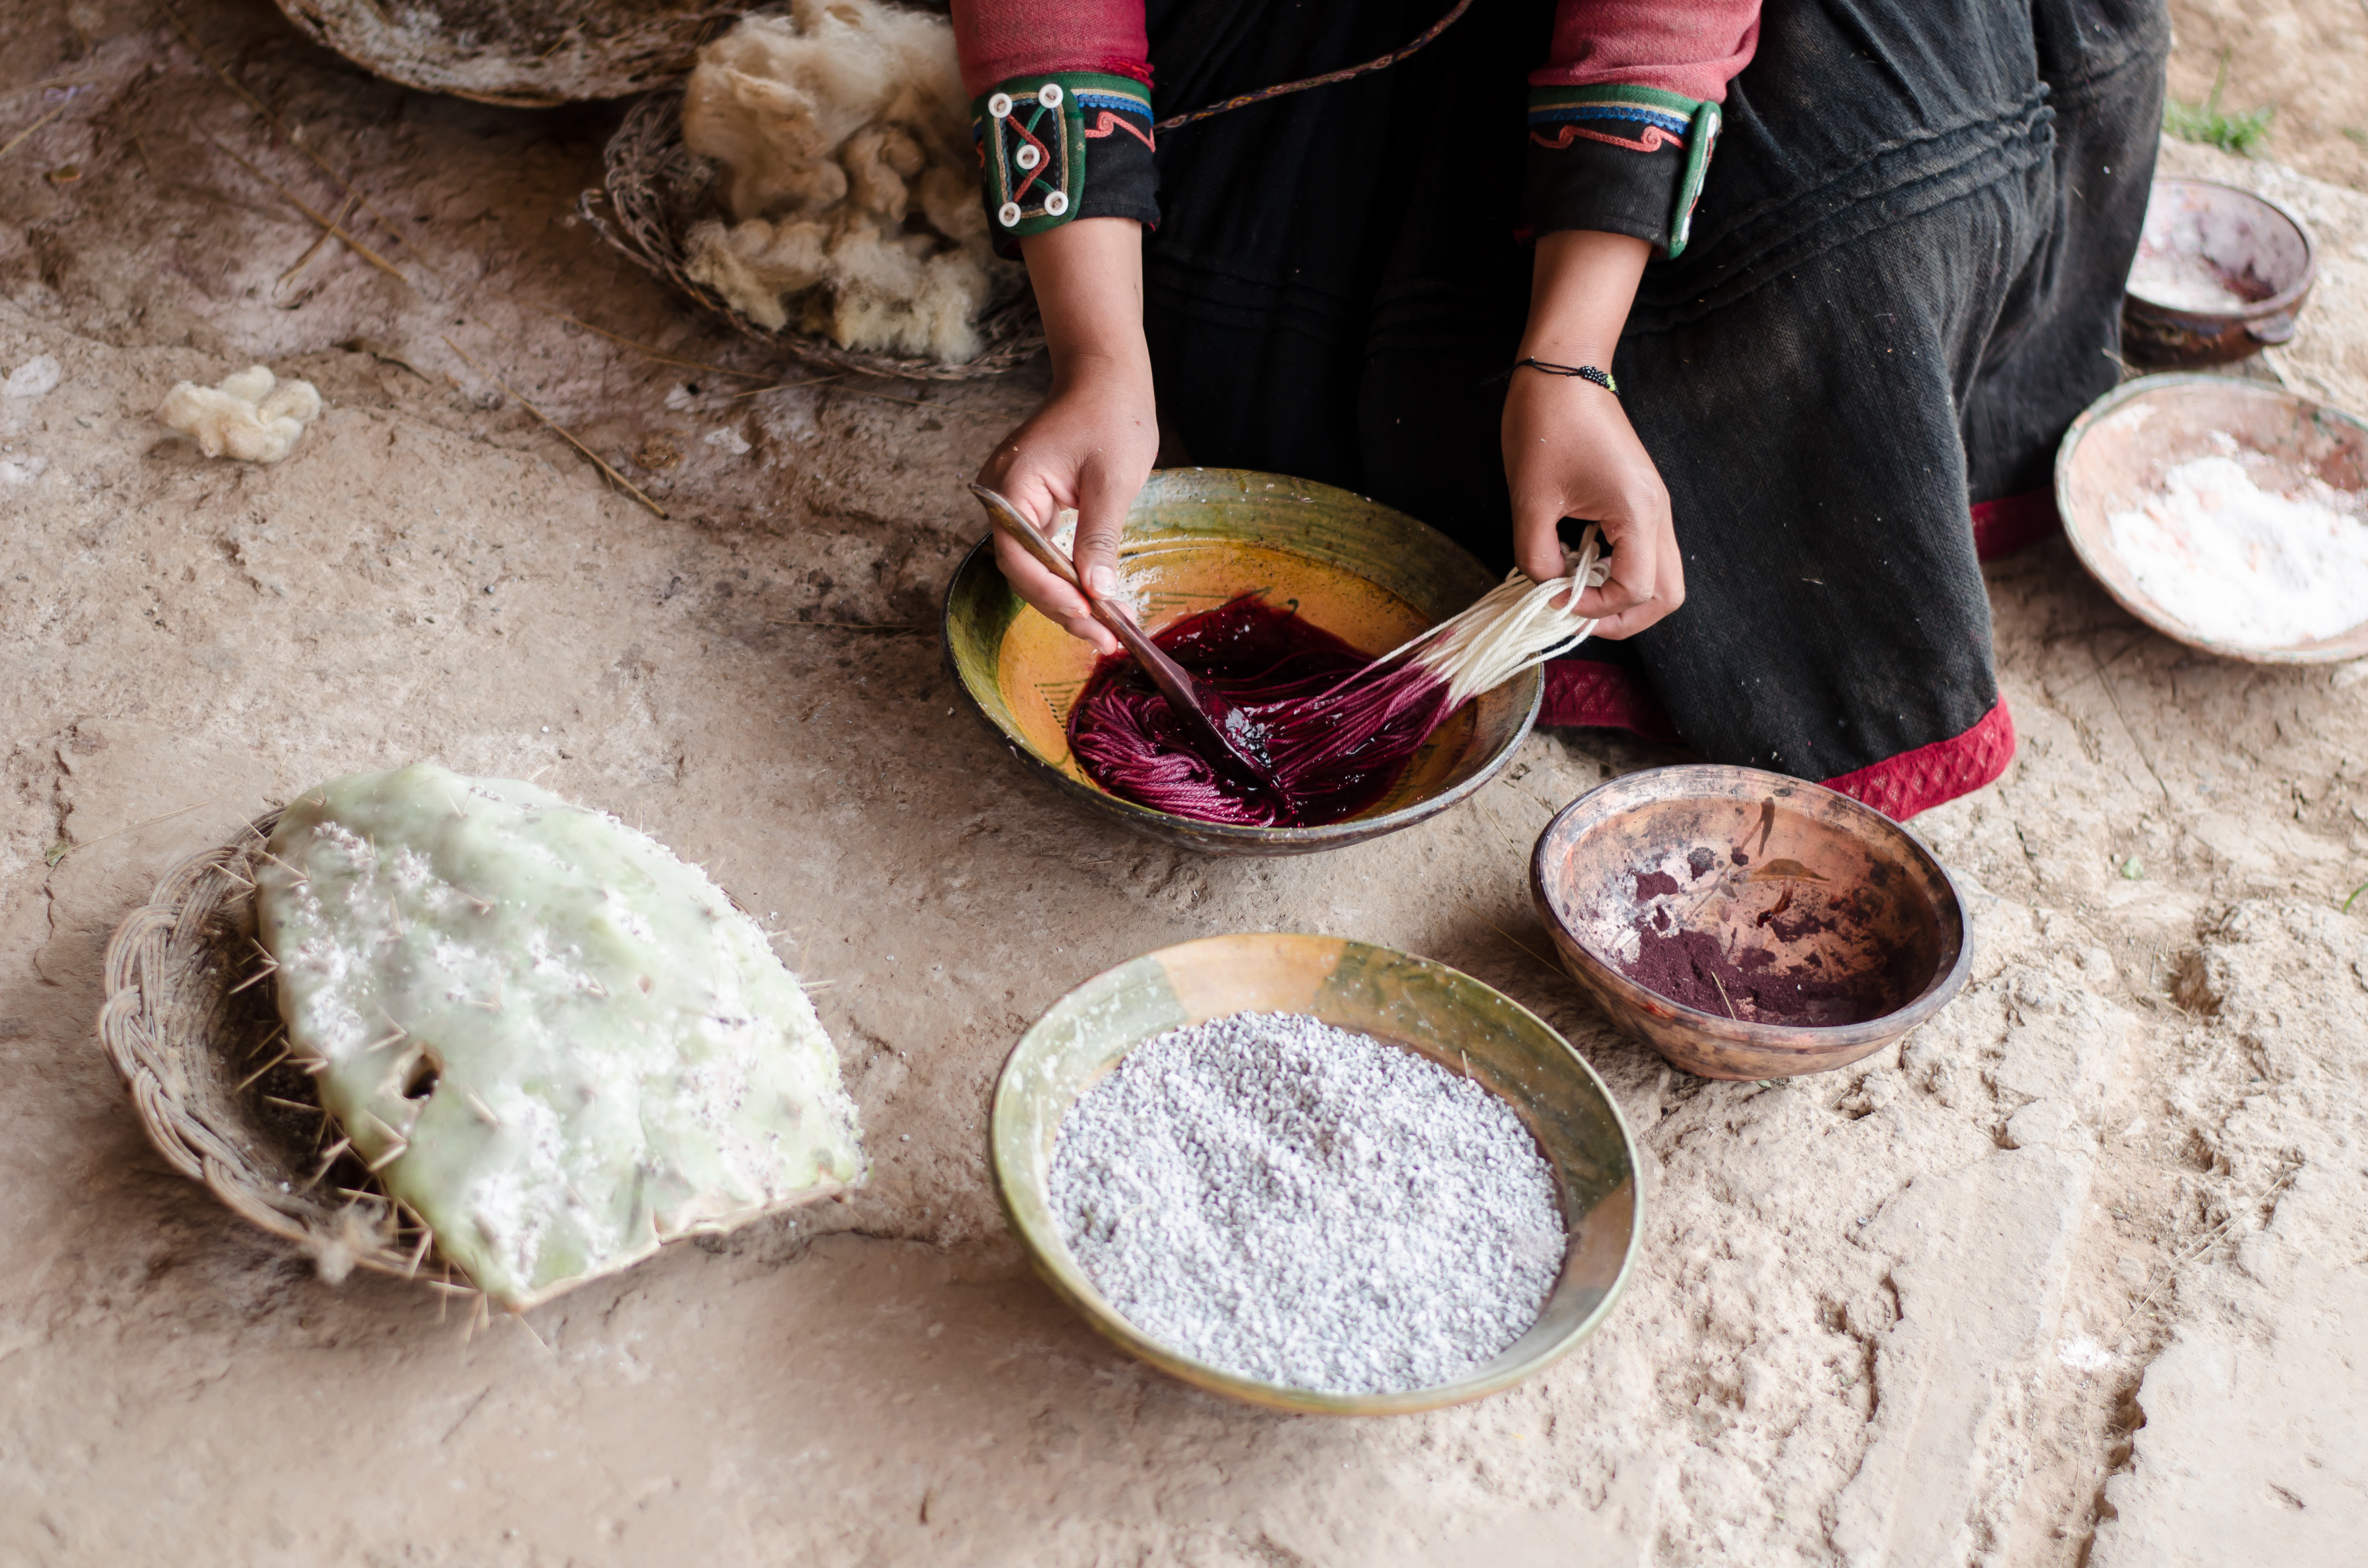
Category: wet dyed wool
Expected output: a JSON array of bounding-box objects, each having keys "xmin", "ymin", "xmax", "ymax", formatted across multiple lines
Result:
[
  {"xmin": 1049, "ymin": 1012, "xmax": 1565, "ymax": 1394},
  {"xmin": 1068, "ymin": 530, "xmax": 1613, "ymax": 828}
]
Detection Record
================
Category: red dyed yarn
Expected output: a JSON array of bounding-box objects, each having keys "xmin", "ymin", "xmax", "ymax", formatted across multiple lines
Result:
[
  {"xmin": 1072, "ymin": 533, "xmax": 1608, "ymax": 827},
  {"xmin": 1067, "ymin": 599, "xmax": 1454, "ymax": 827}
]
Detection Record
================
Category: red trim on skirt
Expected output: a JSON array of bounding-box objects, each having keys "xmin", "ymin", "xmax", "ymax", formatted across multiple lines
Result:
[
  {"xmin": 1972, "ymin": 486, "xmax": 2060, "ymax": 560},
  {"xmin": 1817, "ymin": 697, "xmax": 2015, "ymax": 820},
  {"xmin": 1538, "ymin": 494, "xmax": 2029, "ymax": 817},
  {"xmin": 1540, "ymin": 658, "xmax": 1679, "ymax": 741}
]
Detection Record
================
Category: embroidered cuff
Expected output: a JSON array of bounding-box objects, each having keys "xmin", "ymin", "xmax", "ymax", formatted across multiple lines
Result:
[
  {"xmin": 1521, "ymin": 85, "xmax": 1722, "ymax": 257},
  {"xmin": 973, "ymin": 72, "xmax": 1159, "ymax": 256}
]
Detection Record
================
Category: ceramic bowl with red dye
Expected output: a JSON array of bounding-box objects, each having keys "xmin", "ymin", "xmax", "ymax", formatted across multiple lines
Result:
[
  {"xmin": 1529, "ymin": 765, "xmax": 1972, "ymax": 1080},
  {"xmin": 943, "ymin": 467, "xmax": 1544, "ymax": 856}
]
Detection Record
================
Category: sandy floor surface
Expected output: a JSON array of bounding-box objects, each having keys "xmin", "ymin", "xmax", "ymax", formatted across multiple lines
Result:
[{"xmin": 2, "ymin": 5, "xmax": 2366, "ymax": 1566}]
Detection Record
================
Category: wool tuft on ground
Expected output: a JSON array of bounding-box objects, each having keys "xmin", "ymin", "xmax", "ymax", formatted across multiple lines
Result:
[{"xmin": 154, "ymin": 365, "xmax": 321, "ymax": 464}]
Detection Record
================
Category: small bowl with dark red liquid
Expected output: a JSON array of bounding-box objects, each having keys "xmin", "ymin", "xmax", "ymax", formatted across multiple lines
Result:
[
  {"xmin": 943, "ymin": 468, "xmax": 1544, "ymax": 855},
  {"xmin": 1529, "ymin": 766, "xmax": 1971, "ymax": 1080}
]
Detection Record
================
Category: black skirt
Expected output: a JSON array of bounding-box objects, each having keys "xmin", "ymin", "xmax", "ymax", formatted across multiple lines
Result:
[{"xmin": 1131, "ymin": 0, "xmax": 2170, "ymax": 816}]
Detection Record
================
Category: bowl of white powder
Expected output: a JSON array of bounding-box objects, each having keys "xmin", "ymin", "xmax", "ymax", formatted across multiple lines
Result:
[
  {"xmin": 2122, "ymin": 179, "xmax": 2315, "ymax": 368},
  {"xmin": 990, "ymin": 932, "xmax": 1640, "ymax": 1414},
  {"xmin": 2056, "ymin": 375, "xmax": 2368, "ymax": 664}
]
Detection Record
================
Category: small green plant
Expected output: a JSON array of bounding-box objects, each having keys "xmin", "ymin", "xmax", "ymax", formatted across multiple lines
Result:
[{"xmin": 2165, "ymin": 51, "xmax": 2274, "ymax": 156}]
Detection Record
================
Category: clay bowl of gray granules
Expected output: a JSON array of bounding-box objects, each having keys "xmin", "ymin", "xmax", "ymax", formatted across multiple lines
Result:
[
  {"xmin": 989, "ymin": 932, "xmax": 1640, "ymax": 1415},
  {"xmin": 1531, "ymin": 765, "xmax": 1972, "ymax": 1082}
]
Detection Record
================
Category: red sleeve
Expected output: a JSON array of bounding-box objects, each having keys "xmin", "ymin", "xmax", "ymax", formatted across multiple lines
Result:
[
  {"xmin": 950, "ymin": 0, "xmax": 1151, "ymax": 99},
  {"xmin": 1531, "ymin": 0, "xmax": 1760, "ymax": 103}
]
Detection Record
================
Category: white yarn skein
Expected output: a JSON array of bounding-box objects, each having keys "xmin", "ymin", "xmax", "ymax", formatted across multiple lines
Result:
[{"xmin": 1362, "ymin": 525, "xmax": 1613, "ymax": 709}]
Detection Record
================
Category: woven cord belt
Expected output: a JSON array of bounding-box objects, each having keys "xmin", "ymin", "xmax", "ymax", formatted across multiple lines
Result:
[{"xmin": 1151, "ymin": 0, "xmax": 1478, "ymax": 134}]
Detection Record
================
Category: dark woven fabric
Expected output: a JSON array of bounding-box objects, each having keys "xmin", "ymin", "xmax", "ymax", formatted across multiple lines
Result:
[
  {"xmin": 1134, "ymin": 0, "xmax": 2169, "ymax": 782},
  {"xmin": 1522, "ymin": 130, "xmax": 1687, "ymax": 253}
]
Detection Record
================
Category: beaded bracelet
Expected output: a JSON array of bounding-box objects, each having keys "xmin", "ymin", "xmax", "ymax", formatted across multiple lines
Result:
[{"xmin": 1513, "ymin": 357, "xmax": 1618, "ymax": 394}]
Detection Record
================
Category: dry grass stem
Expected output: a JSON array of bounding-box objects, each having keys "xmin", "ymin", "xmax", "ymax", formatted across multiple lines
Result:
[
  {"xmin": 723, "ymin": 376, "xmax": 842, "ymax": 400},
  {"xmin": 493, "ymin": 289, "xmax": 777, "ymax": 382},
  {"xmin": 2115, "ymin": 1163, "xmax": 2303, "ymax": 1336},
  {"xmin": 1456, "ymin": 897, "xmax": 1563, "ymax": 974},
  {"xmin": 280, "ymin": 190, "xmax": 360, "ymax": 284},
  {"xmin": 0, "ymin": 102, "xmax": 69, "ymax": 163},
  {"xmin": 158, "ymin": 0, "xmax": 444, "ymax": 279},
  {"xmin": 205, "ymin": 134, "xmax": 411, "ymax": 288},
  {"xmin": 442, "ymin": 336, "xmax": 669, "ymax": 518}
]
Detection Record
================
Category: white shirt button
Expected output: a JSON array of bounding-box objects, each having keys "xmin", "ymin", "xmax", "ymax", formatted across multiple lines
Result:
[
  {"xmin": 1043, "ymin": 190, "xmax": 1069, "ymax": 217},
  {"xmin": 1037, "ymin": 83, "xmax": 1064, "ymax": 108},
  {"xmin": 987, "ymin": 92, "xmax": 1013, "ymax": 119},
  {"xmin": 997, "ymin": 201, "xmax": 1023, "ymax": 227},
  {"xmin": 1014, "ymin": 144, "xmax": 1040, "ymax": 171}
]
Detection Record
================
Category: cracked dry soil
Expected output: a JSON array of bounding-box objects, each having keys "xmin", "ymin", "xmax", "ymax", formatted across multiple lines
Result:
[{"xmin": 1, "ymin": 3, "xmax": 2365, "ymax": 1566}]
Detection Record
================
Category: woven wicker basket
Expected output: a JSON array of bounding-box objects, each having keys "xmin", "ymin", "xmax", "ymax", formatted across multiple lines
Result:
[
  {"xmin": 583, "ymin": 90, "xmax": 1046, "ymax": 383},
  {"xmin": 271, "ymin": 0, "xmax": 723, "ymax": 108},
  {"xmin": 96, "ymin": 814, "xmax": 442, "ymax": 1291}
]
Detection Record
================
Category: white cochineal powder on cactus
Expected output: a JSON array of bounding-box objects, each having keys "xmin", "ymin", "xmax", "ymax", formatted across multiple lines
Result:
[
  {"xmin": 2106, "ymin": 444, "xmax": 2368, "ymax": 647},
  {"xmin": 1049, "ymin": 1012, "xmax": 1566, "ymax": 1395}
]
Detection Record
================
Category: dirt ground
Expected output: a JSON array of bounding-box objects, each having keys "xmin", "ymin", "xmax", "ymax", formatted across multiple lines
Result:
[{"xmin": 2, "ymin": 4, "xmax": 2366, "ymax": 1566}]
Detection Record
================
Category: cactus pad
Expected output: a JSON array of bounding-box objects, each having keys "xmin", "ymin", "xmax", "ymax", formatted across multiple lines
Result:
[{"xmin": 256, "ymin": 763, "xmax": 865, "ymax": 1309}]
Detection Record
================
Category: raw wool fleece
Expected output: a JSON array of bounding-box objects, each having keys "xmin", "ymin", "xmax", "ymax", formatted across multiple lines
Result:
[
  {"xmin": 680, "ymin": 1, "xmax": 1008, "ymax": 362},
  {"xmin": 155, "ymin": 365, "xmax": 322, "ymax": 464}
]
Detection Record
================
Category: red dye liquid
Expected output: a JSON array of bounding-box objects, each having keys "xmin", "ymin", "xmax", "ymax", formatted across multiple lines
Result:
[{"xmin": 1067, "ymin": 595, "xmax": 1438, "ymax": 827}]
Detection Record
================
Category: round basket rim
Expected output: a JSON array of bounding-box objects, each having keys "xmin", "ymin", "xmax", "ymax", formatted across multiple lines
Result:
[
  {"xmin": 585, "ymin": 89, "xmax": 1046, "ymax": 383},
  {"xmin": 96, "ymin": 811, "xmax": 445, "ymax": 1291}
]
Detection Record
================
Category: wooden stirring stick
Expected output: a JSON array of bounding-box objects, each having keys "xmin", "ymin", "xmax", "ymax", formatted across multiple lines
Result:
[{"xmin": 968, "ymin": 483, "xmax": 1283, "ymax": 797}]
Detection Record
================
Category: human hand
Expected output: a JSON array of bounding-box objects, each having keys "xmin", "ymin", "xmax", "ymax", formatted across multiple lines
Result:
[
  {"xmin": 978, "ymin": 355, "xmax": 1158, "ymax": 656},
  {"xmin": 976, "ymin": 218, "xmax": 1157, "ymax": 657},
  {"xmin": 1502, "ymin": 367, "xmax": 1681, "ymax": 638},
  {"xmin": 1504, "ymin": 229, "xmax": 1682, "ymax": 639}
]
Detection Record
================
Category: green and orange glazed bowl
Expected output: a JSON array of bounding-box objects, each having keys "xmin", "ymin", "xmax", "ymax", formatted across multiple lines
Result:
[{"xmin": 942, "ymin": 468, "xmax": 1542, "ymax": 856}]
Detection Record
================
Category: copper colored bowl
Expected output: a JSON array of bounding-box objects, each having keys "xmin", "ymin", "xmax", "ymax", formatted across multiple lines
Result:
[
  {"xmin": 2122, "ymin": 178, "xmax": 2316, "ymax": 367},
  {"xmin": 1529, "ymin": 766, "xmax": 1972, "ymax": 1081}
]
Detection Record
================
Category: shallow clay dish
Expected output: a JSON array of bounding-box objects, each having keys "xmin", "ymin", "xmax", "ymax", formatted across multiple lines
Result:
[
  {"xmin": 2055, "ymin": 374, "xmax": 2368, "ymax": 664},
  {"xmin": 990, "ymin": 932, "xmax": 1640, "ymax": 1415},
  {"xmin": 1530, "ymin": 766, "xmax": 1971, "ymax": 1081},
  {"xmin": 2122, "ymin": 178, "xmax": 2316, "ymax": 367},
  {"xmin": 943, "ymin": 468, "xmax": 1542, "ymax": 856}
]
